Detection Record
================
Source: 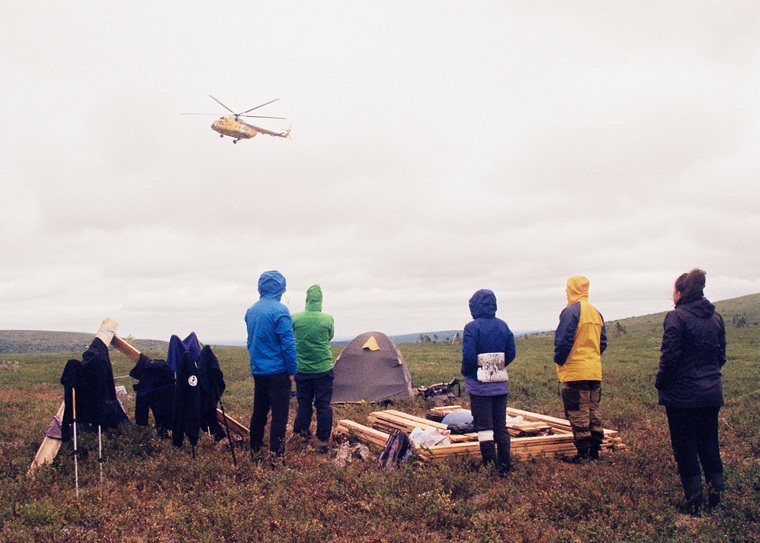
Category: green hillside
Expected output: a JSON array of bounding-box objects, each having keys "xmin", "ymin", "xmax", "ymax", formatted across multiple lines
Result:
[
  {"xmin": 0, "ymin": 330, "xmax": 168, "ymax": 355},
  {"xmin": 605, "ymin": 292, "xmax": 760, "ymax": 337}
]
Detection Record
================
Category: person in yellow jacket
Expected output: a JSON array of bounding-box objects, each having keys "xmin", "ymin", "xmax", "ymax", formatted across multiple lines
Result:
[{"xmin": 553, "ymin": 275, "xmax": 607, "ymax": 462}]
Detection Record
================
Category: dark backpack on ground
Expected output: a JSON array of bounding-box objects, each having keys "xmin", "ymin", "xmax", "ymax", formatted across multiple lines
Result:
[
  {"xmin": 417, "ymin": 378, "xmax": 461, "ymax": 407},
  {"xmin": 378, "ymin": 429, "xmax": 413, "ymax": 470}
]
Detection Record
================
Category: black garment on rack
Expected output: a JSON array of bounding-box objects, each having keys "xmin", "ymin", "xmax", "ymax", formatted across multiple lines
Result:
[
  {"xmin": 197, "ymin": 345, "xmax": 227, "ymax": 441},
  {"xmin": 172, "ymin": 351, "xmax": 200, "ymax": 448},
  {"xmin": 60, "ymin": 337, "xmax": 129, "ymax": 441},
  {"xmin": 129, "ymin": 353, "xmax": 175, "ymax": 434}
]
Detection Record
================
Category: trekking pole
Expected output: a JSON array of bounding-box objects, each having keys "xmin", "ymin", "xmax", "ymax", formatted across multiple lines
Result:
[
  {"xmin": 98, "ymin": 425, "xmax": 103, "ymax": 494},
  {"xmin": 217, "ymin": 386, "xmax": 237, "ymax": 466},
  {"xmin": 72, "ymin": 388, "xmax": 79, "ymax": 499}
]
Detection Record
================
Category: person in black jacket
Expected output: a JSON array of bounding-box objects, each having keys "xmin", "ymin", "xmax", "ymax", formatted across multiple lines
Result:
[{"xmin": 656, "ymin": 269, "xmax": 726, "ymax": 514}]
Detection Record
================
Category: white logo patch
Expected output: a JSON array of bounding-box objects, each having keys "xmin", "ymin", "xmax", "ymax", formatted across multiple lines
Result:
[{"xmin": 188, "ymin": 375, "xmax": 198, "ymax": 387}]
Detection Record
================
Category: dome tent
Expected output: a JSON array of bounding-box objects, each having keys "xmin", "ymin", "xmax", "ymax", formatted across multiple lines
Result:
[{"xmin": 331, "ymin": 331, "xmax": 414, "ymax": 403}]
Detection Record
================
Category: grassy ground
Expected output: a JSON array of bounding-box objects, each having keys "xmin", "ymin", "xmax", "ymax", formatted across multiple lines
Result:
[{"xmin": 1, "ymin": 324, "xmax": 759, "ymax": 542}]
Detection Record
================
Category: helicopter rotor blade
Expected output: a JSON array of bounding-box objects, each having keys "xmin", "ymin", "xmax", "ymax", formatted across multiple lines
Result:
[
  {"xmin": 240, "ymin": 114, "xmax": 287, "ymax": 120},
  {"xmin": 208, "ymin": 95, "xmax": 236, "ymax": 115},
  {"xmin": 239, "ymin": 98, "xmax": 280, "ymax": 116}
]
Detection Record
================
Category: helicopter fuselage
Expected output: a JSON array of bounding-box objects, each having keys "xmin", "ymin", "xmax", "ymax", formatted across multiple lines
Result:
[{"xmin": 211, "ymin": 117, "xmax": 257, "ymax": 141}]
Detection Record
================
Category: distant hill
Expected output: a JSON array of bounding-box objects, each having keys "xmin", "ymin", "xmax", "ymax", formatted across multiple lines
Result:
[
  {"xmin": 605, "ymin": 292, "xmax": 760, "ymax": 337},
  {"xmin": 3, "ymin": 293, "xmax": 758, "ymax": 354},
  {"xmin": 0, "ymin": 330, "xmax": 168, "ymax": 355}
]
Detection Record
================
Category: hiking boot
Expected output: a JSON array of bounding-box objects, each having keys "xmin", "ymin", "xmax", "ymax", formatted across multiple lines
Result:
[
  {"xmin": 589, "ymin": 443, "xmax": 601, "ymax": 460},
  {"xmin": 479, "ymin": 441, "xmax": 497, "ymax": 468},
  {"xmin": 317, "ymin": 441, "xmax": 329, "ymax": 454},
  {"xmin": 682, "ymin": 475, "xmax": 703, "ymax": 516},
  {"xmin": 497, "ymin": 441, "xmax": 511, "ymax": 478},
  {"xmin": 705, "ymin": 472, "xmax": 725, "ymax": 512}
]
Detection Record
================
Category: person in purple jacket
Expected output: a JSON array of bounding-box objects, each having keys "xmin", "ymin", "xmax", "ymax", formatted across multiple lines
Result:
[
  {"xmin": 656, "ymin": 269, "xmax": 727, "ymax": 514},
  {"xmin": 461, "ymin": 289, "xmax": 516, "ymax": 477}
]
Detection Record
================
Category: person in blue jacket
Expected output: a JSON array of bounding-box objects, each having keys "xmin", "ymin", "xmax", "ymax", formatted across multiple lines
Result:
[
  {"xmin": 461, "ymin": 289, "xmax": 516, "ymax": 477},
  {"xmin": 656, "ymin": 268, "xmax": 726, "ymax": 514},
  {"xmin": 245, "ymin": 270, "xmax": 298, "ymax": 459}
]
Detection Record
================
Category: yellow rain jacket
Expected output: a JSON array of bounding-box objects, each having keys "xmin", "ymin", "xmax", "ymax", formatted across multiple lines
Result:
[{"xmin": 553, "ymin": 276, "xmax": 607, "ymax": 382}]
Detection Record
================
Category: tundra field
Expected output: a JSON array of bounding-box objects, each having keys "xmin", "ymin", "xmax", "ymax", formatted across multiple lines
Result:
[{"xmin": 1, "ymin": 299, "xmax": 759, "ymax": 542}]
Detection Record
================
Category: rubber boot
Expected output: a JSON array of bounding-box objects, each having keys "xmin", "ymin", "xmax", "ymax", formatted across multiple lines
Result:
[
  {"xmin": 496, "ymin": 440, "xmax": 511, "ymax": 478},
  {"xmin": 479, "ymin": 440, "xmax": 497, "ymax": 469},
  {"xmin": 589, "ymin": 442, "xmax": 601, "ymax": 460},
  {"xmin": 682, "ymin": 475, "xmax": 703, "ymax": 516},
  {"xmin": 562, "ymin": 438, "xmax": 590, "ymax": 464},
  {"xmin": 705, "ymin": 472, "xmax": 725, "ymax": 512}
]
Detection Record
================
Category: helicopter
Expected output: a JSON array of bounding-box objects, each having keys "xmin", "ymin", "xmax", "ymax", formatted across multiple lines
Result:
[{"xmin": 183, "ymin": 95, "xmax": 290, "ymax": 143}]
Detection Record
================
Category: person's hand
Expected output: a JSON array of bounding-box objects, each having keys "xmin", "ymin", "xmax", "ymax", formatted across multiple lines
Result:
[{"xmin": 289, "ymin": 374, "xmax": 295, "ymax": 382}]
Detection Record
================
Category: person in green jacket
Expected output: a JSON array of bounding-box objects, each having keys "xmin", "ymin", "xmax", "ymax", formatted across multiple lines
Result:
[{"xmin": 292, "ymin": 285, "xmax": 335, "ymax": 453}]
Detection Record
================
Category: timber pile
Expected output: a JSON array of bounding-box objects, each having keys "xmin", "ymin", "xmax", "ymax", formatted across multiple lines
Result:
[
  {"xmin": 336, "ymin": 407, "xmax": 626, "ymax": 463},
  {"xmin": 369, "ymin": 408, "xmax": 550, "ymax": 440}
]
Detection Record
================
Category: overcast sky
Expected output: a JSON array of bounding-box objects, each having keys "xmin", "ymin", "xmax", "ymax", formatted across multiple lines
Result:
[{"xmin": 2, "ymin": 2, "xmax": 759, "ymax": 343}]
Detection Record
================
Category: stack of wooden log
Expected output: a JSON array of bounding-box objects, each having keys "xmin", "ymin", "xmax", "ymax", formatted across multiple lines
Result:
[{"xmin": 335, "ymin": 406, "xmax": 626, "ymax": 462}]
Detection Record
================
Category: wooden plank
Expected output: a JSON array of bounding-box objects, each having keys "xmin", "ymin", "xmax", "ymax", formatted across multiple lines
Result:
[
  {"xmin": 367, "ymin": 411, "xmax": 474, "ymax": 443},
  {"xmin": 29, "ymin": 402, "xmax": 66, "ymax": 474},
  {"xmin": 111, "ymin": 335, "xmax": 141, "ymax": 363},
  {"xmin": 369, "ymin": 409, "xmax": 551, "ymax": 441},
  {"xmin": 216, "ymin": 408, "xmax": 249, "ymax": 436},
  {"xmin": 336, "ymin": 420, "xmax": 389, "ymax": 448},
  {"xmin": 95, "ymin": 317, "xmax": 119, "ymax": 346}
]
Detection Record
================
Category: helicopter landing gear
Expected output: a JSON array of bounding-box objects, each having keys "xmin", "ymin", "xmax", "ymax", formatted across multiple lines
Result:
[
  {"xmin": 233, "ymin": 139, "xmax": 239, "ymax": 144},
  {"xmin": 220, "ymin": 134, "xmax": 224, "ymax": 138}
]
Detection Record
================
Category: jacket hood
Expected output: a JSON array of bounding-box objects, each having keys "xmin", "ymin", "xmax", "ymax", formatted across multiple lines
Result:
[
  {"xmin": 305, "ymin": 284, "xmax": 323, "ymax": 312},
  {"xmin": 469, "ymin": 289, "xmax": 497, "ymax": 319},
  {"xmin": 566, "ymin": 275, "xmax": 590, "ymax": 306},
  {"xmin": 677, "ymin": 296, "xmax": 715, "ymax": 318},
  {"xmin": 258, "ymin": 270, "xmax": 286, "ymax": 300}
]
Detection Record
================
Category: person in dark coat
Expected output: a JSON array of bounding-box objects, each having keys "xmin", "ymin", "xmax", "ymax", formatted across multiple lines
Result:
[
  {"xmin": 656, "ymin": 268, "xmax": 727, "ymax": 514},
  {"xmin": 460, "ymin": 289, "xmax": 516, "ymax": 477}
]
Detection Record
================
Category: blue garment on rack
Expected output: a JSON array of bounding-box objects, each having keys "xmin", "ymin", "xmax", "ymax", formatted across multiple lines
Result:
[{"xmin": 167, "ymin": 332, "xmax": 201, "ymax": 373}]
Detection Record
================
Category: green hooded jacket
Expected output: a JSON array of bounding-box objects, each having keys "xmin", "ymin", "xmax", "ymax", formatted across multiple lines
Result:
[{"xmin": 291, "ymin": 285, "xmax": 335, "ymax": 374}]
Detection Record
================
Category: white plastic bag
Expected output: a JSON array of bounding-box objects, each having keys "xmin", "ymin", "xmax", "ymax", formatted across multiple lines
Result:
[{"xmin": 409, "ymin": 426, "xmax": 451, "ymax": 447}]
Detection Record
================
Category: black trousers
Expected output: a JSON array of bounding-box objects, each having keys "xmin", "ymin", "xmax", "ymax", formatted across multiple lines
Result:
[
  {"xmin": 665, "ymin": 405, "xmax": 723, "ymax": 482},
  {"xmin": 469, "ymin": 393, "xmax": 509, "ymax": 443},
  {"xmin": 293, "ymin": 370, "xmax": 334, "ymax": 443},
  {"xmin": 250, "ymin": 372, "xmax": 292, "ymax": 456}
]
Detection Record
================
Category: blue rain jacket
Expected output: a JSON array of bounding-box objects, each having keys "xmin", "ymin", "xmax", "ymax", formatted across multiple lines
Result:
[{"xmin": 244, "ymin": 271, "xmax": 298, "ymax": 376}]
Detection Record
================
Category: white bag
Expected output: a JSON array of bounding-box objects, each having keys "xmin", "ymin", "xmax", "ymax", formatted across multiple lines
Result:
[
  {"xmin": 409, "ymin": 426, "xmax": 450, "ymax": 447},
  {"xmin": 476, "ymin": 352, "xmax": 508, "ymax": 383}
]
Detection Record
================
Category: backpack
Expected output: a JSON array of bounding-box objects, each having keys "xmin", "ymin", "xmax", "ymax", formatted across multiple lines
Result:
[
  {"xmin": 417, "ymin": 378, "xmax": 461, "ymax": 407},
  {"xmin": 377, "ymin": 429, "xmax": 413, "ymax": 470}
]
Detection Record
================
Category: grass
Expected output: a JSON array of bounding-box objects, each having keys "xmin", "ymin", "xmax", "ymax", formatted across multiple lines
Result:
[{"xmin": 1, "ymin": 319, "xmax": 759, "ymax": 542}]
